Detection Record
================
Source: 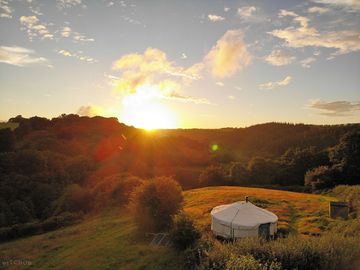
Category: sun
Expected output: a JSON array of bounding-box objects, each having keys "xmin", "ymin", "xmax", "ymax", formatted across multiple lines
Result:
[{"xmin": 120, "ymin": 86, "xmax": 177, "ymax": 130}]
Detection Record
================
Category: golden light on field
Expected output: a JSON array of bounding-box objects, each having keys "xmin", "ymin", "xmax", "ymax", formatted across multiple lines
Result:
[{"xmin": 120, "ymin": 85, "xmax": 177, "ymax": 130}]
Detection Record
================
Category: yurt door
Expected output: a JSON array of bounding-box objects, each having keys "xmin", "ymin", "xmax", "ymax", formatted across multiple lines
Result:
[{"xmin": 259, "ymin": 223, "xmax": 270, "ymax": 240}]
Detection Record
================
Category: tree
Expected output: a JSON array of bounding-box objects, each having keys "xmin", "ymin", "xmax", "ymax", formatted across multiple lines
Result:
[
  {"xmin": 280, "ymin": 147, "xmax": 329, "ymax": 186},
  {"xmin": 329, "ymin": 131, "xmax": 360, "ymax": 185},
  {"xmin": 230, "ymin": 163, "xmax": 250, "ymax": 185},
  {"xmin": 54, "ymin": 184, "xmax": 92, "ymax": 215},
  {"xmin": 304, "ymin": 166, "xmax": 340, "ymax": 190},
  {"xmin": 131, "ymin": 176, "xmax": 183, "ymax": 231},
  {"xmin": 0, "ymin": 128, "xmax": 15, "ymax": 152},
  {"xmin": 198, "ymin": 165, "xmax": 228, "ymax": 187},
  {"xmin": 170, "ymin": 213, "xmax": 200, "ymax": 250},
  {"xmin": 248, "ymin": 158, "xmax": 278, "ymax": 185}
]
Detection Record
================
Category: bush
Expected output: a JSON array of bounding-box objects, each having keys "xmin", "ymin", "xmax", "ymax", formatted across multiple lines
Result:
[
  {"xmin": 0, "ymin": 212, "xmax": 82, "ymax": 242},
  {"xmin": 131, "ymin": 176, "xmax": 183, "ymax": 231},
  {"xmin": 198, "ymin": 231, "xmax": 360, "ymax": 270},
  {"xmin": 91, "ymin": 174, "xmax": 144, "ymax": 209},
  {"xmin": 42, "ymin": 212, "xmax": 82, "ymax": 232},
  {"xmin": 54, "ymin": 184, "xmax": 92, "ymax": 214},
  {"xmin": 170, "ymin": 213, "xmax": 200, "ymax": 250}
]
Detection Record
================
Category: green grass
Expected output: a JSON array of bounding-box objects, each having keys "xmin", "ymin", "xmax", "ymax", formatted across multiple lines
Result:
[
  {"xmin": 0, "ymin": 209, "xmax": 183, "ymax": 270},
  {"xmin": 0, "ymin": 186, "xmax": 340, "ymax": 269},
  {"xmin": 0, "ymin": 122, "xmax": 18, "ymax": 130}
]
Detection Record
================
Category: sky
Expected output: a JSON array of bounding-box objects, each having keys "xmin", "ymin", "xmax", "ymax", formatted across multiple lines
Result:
[{"xmin": 0, "ymin": 0, "xmax": 359, "ymax": 129}]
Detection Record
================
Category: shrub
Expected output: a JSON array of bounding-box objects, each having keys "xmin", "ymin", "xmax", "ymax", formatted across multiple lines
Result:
[
  {"xmin": 54, "ymin": 184, "xmax": 92, "ymax": 214},
  {"xmin": 42, "ymin": 212, "xmax": 82, "ymax": 232},
  {"xmin": 199, "ymin": 231, "xmax": 360, "ymax": 270},
  {"xmin": 112, "ymin": 175, "xmax": 144, "ymax": 204},
  {"xmin": 92, "ymin": 174, "xmax": 144, "ymax": 209},
  {"xmin": 131, "ymin": 176, "xmax": 183, "ymax": 231},
  {"xmin": 170, "ymin": 213, "xmax": 200, "ymax": 250}
]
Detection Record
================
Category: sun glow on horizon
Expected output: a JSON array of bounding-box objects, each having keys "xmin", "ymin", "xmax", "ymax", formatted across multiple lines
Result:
[{"xmin": 120, "ymin": 85, "xmax": 177, "ymax": 130}]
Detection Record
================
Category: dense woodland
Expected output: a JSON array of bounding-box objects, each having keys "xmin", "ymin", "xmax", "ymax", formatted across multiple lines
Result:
[{"xmin": 0, "ymin": 114, "xmax": 359, "ymax": 233}]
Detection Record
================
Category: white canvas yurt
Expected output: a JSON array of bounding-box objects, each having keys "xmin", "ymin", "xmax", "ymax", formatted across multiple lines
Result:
[{"xmin": 211, "ymin": 199, "xmax": 278, "ymax": 239}]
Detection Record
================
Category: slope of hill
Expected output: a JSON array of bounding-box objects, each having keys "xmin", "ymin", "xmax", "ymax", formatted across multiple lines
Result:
[
  {"xmin": 184, "ymin": 186, "xmax": 335, "ymax": 235},
  {"xmin": 0, "ymin": 187, "xmax": 337, "ymax": 269}
]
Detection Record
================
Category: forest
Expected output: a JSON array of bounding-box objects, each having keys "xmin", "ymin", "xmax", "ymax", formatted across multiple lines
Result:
[{"xmin": 0, "ymin": 115, "xmax": 359, "ymax": 237}]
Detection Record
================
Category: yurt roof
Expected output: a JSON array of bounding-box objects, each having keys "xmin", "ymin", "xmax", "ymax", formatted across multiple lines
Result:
[{"xmin": 211, "ymin": 201, "xmax": 278, "ymax": 228}]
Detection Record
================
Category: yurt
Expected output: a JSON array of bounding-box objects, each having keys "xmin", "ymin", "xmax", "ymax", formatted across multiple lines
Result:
[{"xmin": 210, "ymin": 199, "xmax": 278, "ymax": 239}]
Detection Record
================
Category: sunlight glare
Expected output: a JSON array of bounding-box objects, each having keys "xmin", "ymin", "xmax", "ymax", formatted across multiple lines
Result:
[{"xmin": 121, "ymin": 85, "xmax": 177, "ymax": 130}]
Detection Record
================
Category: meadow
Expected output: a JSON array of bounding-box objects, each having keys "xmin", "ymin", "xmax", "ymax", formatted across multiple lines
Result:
[{"xmin": 0, "ymin": 186, "xmax": 343, "ymax": 270}]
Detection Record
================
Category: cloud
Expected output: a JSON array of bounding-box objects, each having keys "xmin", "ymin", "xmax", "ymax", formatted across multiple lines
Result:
[
  {"xmin": 205, "ymin": 29, "xmax": 251, "ymax": 78},
  {"xmin": 73, "ymin": 32, "xmax": 95, "ymax": 42},
  {"xmin": 265, "ymin": 50, "xmax": 295, "ymax": 66},
  {"xmin": 313, "ymin": 0, "xmax": 360, "ymax": 11},
  {"xmin": 57, "ymin": 49, "xmax": 97, "ymax": 63},
  {"xmin": 181, "ymin": 53, "xmax": 187, "ymax": 59},
  {"xmin": 20, "ymin": 15, "xmax": 54, "ymax": 41},
  {"xmin": 224, "ymin": 7, "xmax": 230, "ymax": 12},
  {"xmin": 0, "ymin": 0, "xmax": 12, "ymax": 18},
  {"xmin": 216, "ymin": 81, "xmax": 224, "ymax": 87},
  {"xmin": 61, "ymin": 26, "xmax": 71, "ymax": 37},
  {"xmin": 208, "ymin": 14, "xmax": 225, "ymax": 22},
  {"xmin": 308, "ymin": 100, "xmax": 360, "ymax": 116},
  {"xmin": 269, "ymin": 10, "xmax": 360, "ymax": 55},
  {"xmin": 259, "ymin": 75, "xmax": 292, "ymax": 90},
  {"xmin": 111, "ymin": 48, "xmax": 208, "ymax": 104},
  {"xmin": 60, "ymin": 24, "xmax": 94, "ymax": 42},
  {"xmin": 308, "ymin": 6, "xmax": 330, "ymax": 13},
  {"xmin": 77, "ymin": 105, "xmax": 103, "ymax": 117},
  {"xmin": 0, "ymin": 46, "xmax": 50, "ymax": 67},
  {"xmin": 237, "ymin": 6, "xmax": 256, "ymax": 18},
  {"xmin": 301, "ymin": 57, "xmax": 316, "ymax": 68},
  {"xmin": 57, "ymin": 0, "xmax": 83, "ymax": 9}
]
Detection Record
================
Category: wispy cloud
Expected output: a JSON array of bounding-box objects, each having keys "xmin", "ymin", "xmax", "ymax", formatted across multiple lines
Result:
[
  {"xmin": 77, "ymin": 105, "xmax": 103, "ymax": 117},
  {"xmin": 216, "ymin": 81, "xmax": 224, "ymax": 87},
  {"xmin": 0, "ymin": 0, "xmax": 12, "ymax": 18},
  {"xmin": 308, "ymin": 100, "xmax": 360, "ymax": 116},
  {"xmin": 61, "ymin": 26, "xmax": 72, "ymax": 37},
  {"xmin": 57, "ymin": 0, "xmax": 84, "ymax": 9},
  {"xmin": 0, "ymin": 46, "xmax": 50, "ymax": 67},
  {"xmin": 60, "ymin": 25, "xmax": 94, "ymax": 42},
  {"xmin": 270, "ymin": 10, "xmax": 360, "ymax": 55},
  {"xmin": 301, "ymin": 57, "xmax": 316, "ymax": 68},
  {"xmin": 308, "ymin": 6, "xmax": 330, "ymax": 14},
  {"xmin": 208, "ymin": 14, "xmax": 225, "ymax": 22},
  {"xmin": 57, "ymin": 49, "xmax": 97, "ymax": 63},
  {"xmin": 205, "ymin": 29, "xmax": 251, "ymax": 78},
  {"xmin": 237, "ymin": 6, "xmax": 256, "ymax": 18},
  {"xmin": 20, "ymin": 15, "xmax": 54, "ymax": 41},
  {"xmin": 259, "ymin": 75, "xmax": 292, "ymax": 90},
  {"xmin": 313, "ymin": 0, "xmax": 360, "ymax": 11},
  {"xmin": 265, "ymin": 50, "xmax": 295, "ymax": 66}
]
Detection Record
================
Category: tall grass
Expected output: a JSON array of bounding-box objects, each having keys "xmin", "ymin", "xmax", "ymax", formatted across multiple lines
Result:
[{"xmin": 195, "ymin": 218, "xmax": 360, "ymax": 270}]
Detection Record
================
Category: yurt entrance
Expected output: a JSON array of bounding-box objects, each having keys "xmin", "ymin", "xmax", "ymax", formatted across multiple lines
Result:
[{"xmin": 259, "ymin": 223, "xmax": 270, "ymax": 239}]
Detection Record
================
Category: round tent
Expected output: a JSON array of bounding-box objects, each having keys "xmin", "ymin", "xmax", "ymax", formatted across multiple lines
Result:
[{"xmin": 210, "ymin": 201, "xmax": 278, "ymax": 239}]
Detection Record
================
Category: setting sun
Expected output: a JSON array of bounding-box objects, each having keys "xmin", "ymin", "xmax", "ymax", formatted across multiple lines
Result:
[{"xmin": 120, "ymin": 85, "xmax": 177, "ymax": 130}]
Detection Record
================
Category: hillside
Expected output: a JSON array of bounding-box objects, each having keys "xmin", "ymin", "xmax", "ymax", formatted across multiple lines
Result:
[{"xmin": 0, "ymin": 186, "xmax": 337, "ymax": 270}]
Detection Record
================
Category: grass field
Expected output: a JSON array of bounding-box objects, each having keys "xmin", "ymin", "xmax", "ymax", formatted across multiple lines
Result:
[
  {"xmin": 184, "ymin": 186, "xmax": 336, "ymax": 235},
  {"xmin": 0, "ymin": 186, "xmax": 338, "ymax": 270}
]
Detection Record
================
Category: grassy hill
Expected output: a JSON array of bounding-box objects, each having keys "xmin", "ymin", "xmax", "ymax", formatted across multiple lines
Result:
[{"xmin": 0, "ymin": 187, "xmax": 338, "ymax": 270}]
